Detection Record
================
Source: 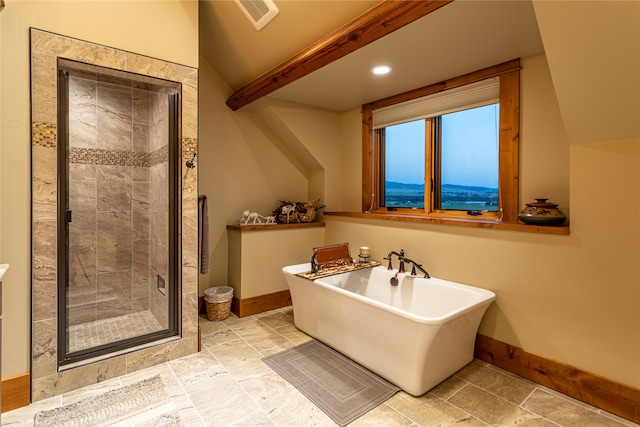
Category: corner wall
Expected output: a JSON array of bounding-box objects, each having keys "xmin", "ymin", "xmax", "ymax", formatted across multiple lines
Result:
[{"xmin": 197, "ymin": 56, "xmax": 310, "ymax": 295}]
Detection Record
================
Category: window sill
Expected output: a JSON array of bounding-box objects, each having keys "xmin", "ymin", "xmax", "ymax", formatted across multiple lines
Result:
[{"xmin": 323, "ymin": 211, "xmax": 569, "ymax": 235}]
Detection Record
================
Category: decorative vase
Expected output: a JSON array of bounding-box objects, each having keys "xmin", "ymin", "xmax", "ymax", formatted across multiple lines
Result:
[{"xmin": 518, "ymin": 199, "xmax": 566, "ymax": 226}]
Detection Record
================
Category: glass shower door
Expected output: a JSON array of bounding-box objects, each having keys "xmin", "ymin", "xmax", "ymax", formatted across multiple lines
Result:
[{"xmin": 57, "ymin": 60, "xmax": 180, "ymax": 365}]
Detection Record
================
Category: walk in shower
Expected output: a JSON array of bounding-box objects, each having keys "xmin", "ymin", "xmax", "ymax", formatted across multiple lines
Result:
[
  {"xmin": 56, "ymin": 59, "xmax": 180, "ymax": 365},
  {"xmin": 31, "ymin": 28, "xmax": 198, "ymax": 400}
]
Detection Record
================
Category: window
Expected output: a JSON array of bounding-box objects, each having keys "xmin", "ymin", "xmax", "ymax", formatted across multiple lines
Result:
[{"xmin": 362, "ymin": 59, "xmax": 520, "ymax": 223}]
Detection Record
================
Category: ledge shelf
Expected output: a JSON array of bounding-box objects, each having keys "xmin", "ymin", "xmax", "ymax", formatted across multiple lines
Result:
[
  {"xmin": 227, "ymin": 221, "xmax": 325, "ymax": 232},
  {"xmin": 323, "ymin": 212, "xmax": 569, "ymax": 235}
]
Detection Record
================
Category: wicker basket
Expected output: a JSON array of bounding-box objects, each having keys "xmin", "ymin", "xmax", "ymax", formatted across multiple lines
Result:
[{"xmin": 204, "ymin": 286, "xmax": 233, "ymax": 321}]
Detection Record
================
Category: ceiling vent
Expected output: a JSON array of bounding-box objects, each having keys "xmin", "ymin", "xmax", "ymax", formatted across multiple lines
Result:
[{"xmin": 234, "ymin": 0, "xmax": 279, "ymax": 31}]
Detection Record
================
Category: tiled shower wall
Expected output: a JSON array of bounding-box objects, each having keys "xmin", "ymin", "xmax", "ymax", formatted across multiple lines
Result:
[
  {"xmin": 67, "ymin": 73, "xmax": 171, "ymax": 328},
  {"xmin": 30, "ymin": 28, "xmax": 199, "ymax": 401},
  {"xmin": 148, "ymin": 90, "xmax": 171, "ymax": 329}
]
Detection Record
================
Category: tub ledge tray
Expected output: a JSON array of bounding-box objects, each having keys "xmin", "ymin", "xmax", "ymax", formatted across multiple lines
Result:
[{"xmin": 294, "ymin": 261, "xmax": 381, "ymax": 280}]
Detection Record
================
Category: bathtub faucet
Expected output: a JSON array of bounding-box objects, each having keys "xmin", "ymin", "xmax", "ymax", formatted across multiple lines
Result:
[
  {"xmin": 402, "ymin": 257, "xmax": 431, "ymax": 279},
  {"xmin": 384, "ymin": 249, "xmax": 406, "ymax": 272}
]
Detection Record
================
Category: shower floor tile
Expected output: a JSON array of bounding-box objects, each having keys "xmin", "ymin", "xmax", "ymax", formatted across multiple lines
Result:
[
  {"xmin": 67, "ymin": 310, "xmax": 163, "ymax": 353},
  {"xmin": 6, "ymin": 306, "xmax": 638, "ymax": 427}
]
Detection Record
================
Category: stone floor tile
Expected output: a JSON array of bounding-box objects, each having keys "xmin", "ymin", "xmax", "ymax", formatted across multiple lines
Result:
[
  {"xmin": 168, "ymin": 351, "xmax": 227, "ymax": 394},
  {"xmin": 200, "ymin": 325, "xmax": 240, "ymax": 347},
  {"xmin": 273, "ymin": 323, "xmax": 314, "ymax": 345},
  {"xmin": 233, "ymin": 321, "xmax": 291, "ymax": 351},
  {"xmin": 5, "ymin": 306, "xmax": 638, "ymax": 427},
  {"xmin": 386, "ymin": 391, "xmax": 480, "ymax": 426},
  {"xmin": 448, "ymin": 383, "xmax": 547, "ymax": 426},
  {"xmin": 207, "ymin": 338, "xmax": 272, "ymax": 381},
  {"xmin": 188, "ymin": 373, "xmax": 262, "ymax": 427},
  {"xmin": 430, "ymin": 375, "xmax": 467, "ymax": 400},
  {"xmin": 255, "ymin": 310, "xmax": 295, "ymax": 329},
  {"xmin": 348, "ymin": 403, "xmax": 416, "ymax": 426},
  {"xmin": 222, "ymin": 313, "xmax": 259, "ymax": 329},
  {"xmin": 227, "ymin": 410, "xmax": 277, "ymax": 426},
  {"xmin": 198, "ymin": 313, "xmax": 231, "ymax": 335},
  {"xmin": 240, "ymin": 371, "xmax": 336, "ymax": 426},
  {"xmin": 258, "ymin": 340, "xmax": 298, "ymax": 357},
  {"xmin": 522, "ymin": 389, "xmax": 629, "ymax": 427},
  {"xmin": 455, "ymin": 359, "xmax": 537, "ymax": 405}
]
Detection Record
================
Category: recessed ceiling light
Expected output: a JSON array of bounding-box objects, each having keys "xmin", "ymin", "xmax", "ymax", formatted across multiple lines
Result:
[{"xmin": 371, "ymin": 65, "xmax": 392, "ymax": 75}]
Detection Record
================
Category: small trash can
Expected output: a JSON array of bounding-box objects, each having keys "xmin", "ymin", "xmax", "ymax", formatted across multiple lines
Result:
[{"xmin": 204, "ymin": 286, "xmax": 233, "ymax": 321}]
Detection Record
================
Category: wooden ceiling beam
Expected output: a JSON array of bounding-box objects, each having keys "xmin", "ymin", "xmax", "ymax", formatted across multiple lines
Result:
[{"xmin": 225, "ymin": 0, "xmax": 454, "ymax": 111}]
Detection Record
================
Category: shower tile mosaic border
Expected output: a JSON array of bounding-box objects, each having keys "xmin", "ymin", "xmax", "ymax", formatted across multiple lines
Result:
[
  {"xmin": 32, "ymin": 122, "xmax": 57, "ymax": 148},
  {"xmin": 30, "ymin": 28, "xmax": 199, "ymax": 401},
  {"xmin": 68, "ymin": 145, "xmax": 168, "ymax": 167}
]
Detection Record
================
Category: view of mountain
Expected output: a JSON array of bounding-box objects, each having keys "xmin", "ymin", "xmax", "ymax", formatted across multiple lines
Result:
[{"xmin": 384, "ymin": 181, "xmax": 498, "ymax": 210}]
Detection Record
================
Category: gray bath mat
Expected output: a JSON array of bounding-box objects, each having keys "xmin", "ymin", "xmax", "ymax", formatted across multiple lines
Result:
[
  {"xmin": 34, "ymin": 375, "xmax": 181, "ymax": 426},
  {"xmin": 262, "ymin": 340, "xmax": 400, "ymax": 426}
]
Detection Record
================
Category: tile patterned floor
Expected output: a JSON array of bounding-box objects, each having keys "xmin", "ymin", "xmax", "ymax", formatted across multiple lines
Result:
[
  {"xmin": 4, "ymin": 306, "xmax": 638, "ymax": 426},
  {"xmin": 68, "ymin": 310, "xmax": 163, "ymax": 352}
]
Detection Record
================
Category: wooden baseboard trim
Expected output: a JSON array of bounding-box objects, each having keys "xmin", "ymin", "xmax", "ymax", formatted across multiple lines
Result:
[
  {"xmin": 198, "ymin": 290, "xmax": 292, "ymax": 318},
  {"xmin": 474, "ymin": 334, "xmax": 639, "ymax": 424},
  {"xmin": 198, "ymin": 296, "xmax": 205, "ymax": 314},
  {"xmin": 2, "ymin": 372, "xmax": 30, "ymax": 412},
  {"xmin": 199, "ymin": 290, "xmax": 292, "ymax": 319},
  {"xmin": 231, "ymin": 290, "xmax": 292, "ymax": 318}
]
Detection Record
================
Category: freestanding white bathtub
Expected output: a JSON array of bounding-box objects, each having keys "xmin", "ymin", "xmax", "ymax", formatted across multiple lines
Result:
[{"xmin": 282, "ymin": 263, "xmax": 496, "ymax": 396}]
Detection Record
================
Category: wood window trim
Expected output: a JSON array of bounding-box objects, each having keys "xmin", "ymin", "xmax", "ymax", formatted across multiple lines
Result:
[{"xmin": 362, "ymin": 59, "xmax": 522, "ymax": 226}]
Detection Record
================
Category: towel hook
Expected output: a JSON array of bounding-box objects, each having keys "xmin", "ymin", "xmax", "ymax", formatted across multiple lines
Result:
[{"xmin": 186, "ymin": 152, "xmax": 196, "ymax": 169}]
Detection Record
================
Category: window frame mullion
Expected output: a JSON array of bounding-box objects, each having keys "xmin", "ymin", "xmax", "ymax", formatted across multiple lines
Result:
[
  {"xmin": 425, "ymin": 117, "xmax": 437, "ymax": 214},
  {"xmin": 361, "ymin": 59, "xmax": 520, "ymax": 224}
]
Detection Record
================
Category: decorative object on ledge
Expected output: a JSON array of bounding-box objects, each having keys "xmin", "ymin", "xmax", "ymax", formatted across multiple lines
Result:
[
  {"xmin": 227, "ymin": 221, "xmax": 325, "ymax": 232},
  {"xmin": 273, "ymin": 199, "xmax": 325, "ymax": 224},
  {"xmin": 518, "ymin": 199, "xmax": 567, "ymax": 226},
  {"xmin": 240, "ymin": 210, "xmax": 277, "ymax": 225},
  {"xmin": 300, "ymin": 242, "xmax": 381, "ymax": 279},
  {"xmin": 358, "ymin": 246, "xmax": 371, "ymax": 264}
]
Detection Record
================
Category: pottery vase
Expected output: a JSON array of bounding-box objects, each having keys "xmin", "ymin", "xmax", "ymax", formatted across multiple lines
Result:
[{"xmin": 518, "ymin": 199, "xmax": 566, "ymax": 226}]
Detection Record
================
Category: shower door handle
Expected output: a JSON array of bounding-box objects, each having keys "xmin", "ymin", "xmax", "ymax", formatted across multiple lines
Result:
[{"xmin": 65, "ymin": 210, "xmax": 72, "ymax": 223}]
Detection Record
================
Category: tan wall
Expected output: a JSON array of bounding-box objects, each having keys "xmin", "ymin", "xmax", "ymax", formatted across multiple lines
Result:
[
  {"xmin": 197, "ymin": 57, "xmax": 310, "ymax": 294},
  {"xmin": 249, "ymin": 99, "xmax": 344, "ymax": 211},
  {"xmin": 1, "ymin": 0, "xmax": 198, "ymax": 379},
  {"xmin": 533, "ymin": 1, "xmax": 640, "ymax": 145},
  {"xmin": 324, "ymin": 137, "xmax": 639, "ymax": 389},
  {"xmin": 327, "ymin": 53, "xmax": 639, "ymax": 389},
  {"xmin": 227, "ymin": 227, "xmax": 325, "ymax": 299}
]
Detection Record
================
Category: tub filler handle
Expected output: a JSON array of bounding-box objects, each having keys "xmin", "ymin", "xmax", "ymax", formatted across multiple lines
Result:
[
  {"xmin": 403, "ymin": 257, "xmax": 431, "ymax": 279},
  {"xmin": 384, "ymin": 249, "xmax": 405, "ymax": 271}
]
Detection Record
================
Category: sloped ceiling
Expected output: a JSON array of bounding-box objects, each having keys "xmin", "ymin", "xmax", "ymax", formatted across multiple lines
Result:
[
  {"xmin": 199, "ymin": 0, "xmax": 381, "ymax": 91},
  {"xmin": 533, "ymin": 1, "xmax": 640, "ymax": 144},
  {"xmin": 200, "ymin": 0, "xmax": 545, "ymax": 112}
]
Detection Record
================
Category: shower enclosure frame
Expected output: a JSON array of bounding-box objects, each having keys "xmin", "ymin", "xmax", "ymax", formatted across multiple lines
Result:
[
  {"xmin": 55, "ymin": 59, "xmax": 182, "ymax": 366},
  {"xmin": 31, "ymin": 28, "xmax": 199, "ymax": 402}
]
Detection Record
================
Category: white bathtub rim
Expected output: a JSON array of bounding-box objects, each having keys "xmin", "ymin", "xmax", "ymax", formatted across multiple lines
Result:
[
  {"xmin": 314, "ymin": 275, "xmax": 493, "ymax": 325},
  {"xmin": 284, "ymin": 263, "xmax": 496, "ymax": 325}
]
